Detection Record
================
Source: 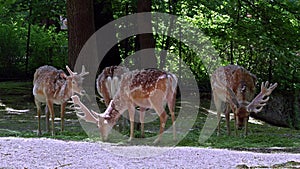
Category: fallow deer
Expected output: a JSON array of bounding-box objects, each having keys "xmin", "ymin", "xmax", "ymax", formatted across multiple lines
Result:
[
  {"xmin": 96, "ymin": 65, "xmax": 148, "ymax": 137},
  {"xmin": 72, "ymin": 68, "xmax": 178, "ymax": 144},
  {"xmin": 33, "ymin": 65, "xmax": 89, "ymax": 136},
  {"xmin": 211, "ymin": 65, "xmax": 277, "ymax": 136},
  {"xmin": 96, "ymin": 66, "xmax": 129, "ymax": 106}
]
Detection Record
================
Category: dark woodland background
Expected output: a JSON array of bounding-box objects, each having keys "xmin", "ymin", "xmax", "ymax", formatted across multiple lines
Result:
[{"xmin": 0, "ymin": 0, "xmax": 299, "ymax": 128}]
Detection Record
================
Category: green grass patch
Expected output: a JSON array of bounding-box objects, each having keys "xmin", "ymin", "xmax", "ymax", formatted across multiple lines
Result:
[{"xmin": 0, "ymin": 81, "xmax": 300, "ymax": 151}]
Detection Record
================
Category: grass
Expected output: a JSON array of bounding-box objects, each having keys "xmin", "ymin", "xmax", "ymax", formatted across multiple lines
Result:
[
  {"xmin": 177, "ymin": 114, "xmax": 300, "ymax": 149},
  {"xmin": 0, "ymin": 81, "xmax": 300, "ymax": 152}
]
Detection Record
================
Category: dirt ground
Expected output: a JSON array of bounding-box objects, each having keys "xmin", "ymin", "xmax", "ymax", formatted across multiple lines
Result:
[{"xmin": 1, "ymin": 137, "xmax": 300, "ymax": 169}]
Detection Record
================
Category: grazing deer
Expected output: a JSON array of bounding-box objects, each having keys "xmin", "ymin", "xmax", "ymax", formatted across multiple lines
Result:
[
  {"xmin": 96, "ymin": 65, "xmax": 148, "ymax": 137},
  {"xmin": 211, "ymin": 65, "xmax": 277, "ymax": 136},
  {"xmin": 72, "ymin": 68, "xmax": 178, "ymax": 144},
  {"xmin": 33, "ymin": 65, "xmax": 89, "ymax": 136},
  {"xmin": 96, "ymin": 66, "xmax": 129, "ymax": 106}
]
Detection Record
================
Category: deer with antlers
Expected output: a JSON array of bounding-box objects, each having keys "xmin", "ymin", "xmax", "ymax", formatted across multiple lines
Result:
[
  {"xmin": 96, "ymin": 65, "xmax": 150, "ymax": 137},
  {"xmin": 33, "ymin": 65, "xmax": 89, "ymax": 136},
  {"xmin": 211, "ymin": 65, "xmax": 278, "ymax": 136},
  {"xmin": 72, "ymin": 68, "xmax": 178, "ymax": 144}
]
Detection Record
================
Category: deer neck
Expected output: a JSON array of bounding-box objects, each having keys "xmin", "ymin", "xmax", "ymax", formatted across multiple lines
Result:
[
  {"xmin": 104, "ymin": 100, "xmax": 122, "ymax": 125},
  {"xmin": 53, "ymin": 78, "xmax": 73, "ymax": 102},
  {"xmin": 103, "ymin": 90, "xmax": 130, "ymax": 125}
]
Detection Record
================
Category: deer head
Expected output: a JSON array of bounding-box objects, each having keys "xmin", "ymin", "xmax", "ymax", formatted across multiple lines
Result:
[
  {"xmin": 227, "ymin": 81, "xmax": 278, "ymax": 129},
  {"xmin": 66, "ymin": 65, "xmax": 89, "ymax": 96},
  {"xmin": 71, "ymin": 95, "xmax": 116, "ymax": 141},
  {"xmin": 211, "ymin": 65, "xmax": 278, "ymax": 135}
]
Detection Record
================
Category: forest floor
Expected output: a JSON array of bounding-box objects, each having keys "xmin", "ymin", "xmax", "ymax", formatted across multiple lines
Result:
[
  {"xmin": 1, "ymin": 81, "xmax": 300, "ymax": 168},
  {"xmin": 1, "ymin": 137, "xmax": 300, "ymax": 169}
]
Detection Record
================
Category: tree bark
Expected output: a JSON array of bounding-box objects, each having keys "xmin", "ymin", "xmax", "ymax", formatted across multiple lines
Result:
[
  {"xmin": 93, "ymin": 0, "xmax": 122, "ymax": 73},
  {"xmin": 136, "ymin": 0, "xmax": 157, "ymax": 69},
  {"xmin": 66, "ymin": 0, "xmax": 95, "ymax": 69}
]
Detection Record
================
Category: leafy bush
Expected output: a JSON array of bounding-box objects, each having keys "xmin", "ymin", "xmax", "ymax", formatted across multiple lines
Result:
[
  {"xmin": 29, "ymin": 25, "xmax": 67, "ymax": 74},
  {"xmin": 0, "ymin": 22, "xmax": 67, "ymax": 79},
  {"xmin": 0, "ymin": 23, "xmax": 26, "ymax": 79}
]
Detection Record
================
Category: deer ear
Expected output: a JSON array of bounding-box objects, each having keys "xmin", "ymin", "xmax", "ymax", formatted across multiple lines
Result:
[{"xmin": 60, "ymin": 72, "xmax": 67, "ymax": 79}]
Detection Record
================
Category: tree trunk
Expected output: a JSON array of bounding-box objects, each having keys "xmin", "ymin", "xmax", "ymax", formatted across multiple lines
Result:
[
  {"xmin": 25, "ymin": 5, "xmax": 32, "ymax": 78},
  {"xmin": 94, "ymin": 0, "xmax": 122, "ymax": 73},
  {"xmin": 66, "ymin": 0, "xmax": 95, "ymax": 69},
  {"xmin": 136, "ymin": 0, "xmax": 157, "ymax": 69}
]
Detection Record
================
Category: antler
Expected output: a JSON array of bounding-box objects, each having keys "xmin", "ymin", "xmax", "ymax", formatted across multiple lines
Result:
[
  {"xmin": 79, "ymin": 65, "xmax": 89, "ymax": 77},
  {"xmin": 71, "ymin": 95, "xmax": 99, "ymax": 123},
  {"xmin": 66, "ymin": 65, "xmax": 89, "ymax": 77},
  {"xmin": 246, "ymin": 81, "xmax": 278, "ymax": 113},
  {"xmin": 66, "ymin": 65, "xmax": 76, "ymax": 76}
]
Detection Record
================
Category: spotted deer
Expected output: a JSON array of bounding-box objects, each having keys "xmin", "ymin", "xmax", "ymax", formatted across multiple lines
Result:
[
  {"xmin": 33, "ymin": 65, "xmax": 89, "ymax": 136},
  {"xmin": 211, "ymin": 65, "xmax": 278, "ymax": 136},
  {"xmin": 96, "ymin": 66, "xmax": 149, "ymax": 137},
  {"xmin": 96, "ymin": 66, "xmax": 129, "ymax": 106},
  {"xmin": 72, "ymin": 68, "xmax": 178, "ymax": 144}
]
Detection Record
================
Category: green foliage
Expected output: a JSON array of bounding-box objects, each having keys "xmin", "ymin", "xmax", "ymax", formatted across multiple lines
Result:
[
  {"xmin": 29, "ymin": 25, "xmax": 67, "ymax": 73},
  {"xmin": 0, "ymin": 23, "xmax": 26, "ymax": 78},
  {"xmin": 0, "ymin": 0, "xmax": 67, "ymax": 79}
]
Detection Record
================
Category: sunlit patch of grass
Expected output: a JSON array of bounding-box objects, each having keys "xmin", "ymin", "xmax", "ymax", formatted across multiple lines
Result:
[
  {"xmin": 180, "ymin": 111, "xmax": 300, "ymax": 149},
  {"xmin": 1, "ymin": 81, "xmax": 300, "ymax": 152},
  {"xmin": 0, "ymin": 128, "xmax": 88, "ymax": 141},
  {"xmin": 51, "ymin": 131, "xmax": 88, "ymax": 141}
]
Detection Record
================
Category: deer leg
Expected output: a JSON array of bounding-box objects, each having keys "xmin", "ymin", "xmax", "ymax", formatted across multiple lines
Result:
[
  {"xmin": 35, "ymin": 99, "xmax": 42, "ymax": 136},
  {"xmin": 244, "ymin": 117, "xmax": 249, "ymax": 136},
  {"xmin": 150, "ymin": 94, "xmax": 168, "ymax": 144},
  {"xmin": 234, "ymin": 115, "xmax": 238, "ymax": 136},
  {"xmin": 140, "ymin": 107, "xmax": 146, "ymax": 138},
  {"xmin": 167, "ymin": 95, "xmax": 176, "ymax": 141},
  {"xmin": 60, "ymin": 102, "xmax": 67, "ymax": 132},
  {"xmin": 154, "ymin": 111, "xmax": 167, "ymax": 144},
  {"xmin": 121, "ymin": 112, "xmax": 129, "ymax": 132},
  {"xmin": 46, "ymin": 100, "xmax": 55, "ymax": 136},
  {"xmin": 217, "ymin": 112, "xmax": 221, "ymax": 136},
  {"xmin": 225, "ymin": 105, "xmax": 231, "ymax": 136},
  {"xmin": 128, "ymin": 105, "xmax": 135, "ymax": 142},
  {"xmin": 214, "ymin": 96, "xmax": 222, "ymax": 136},
  {"xmin": 45, "ymin": 105, "xmax": 50, "ymax": 133}
]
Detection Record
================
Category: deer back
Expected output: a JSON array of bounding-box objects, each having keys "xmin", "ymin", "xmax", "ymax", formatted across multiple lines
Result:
[
  {"xmin": 211, "ymin": 65, "xmax": 256, "ymax": 104},
  {"xmin": 113, "ymin": 68, "xmax": 177, "ymax": 111},
  {"xmin": 33, "ymin": 65, "xmax": 88, "ymax": 104}
]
